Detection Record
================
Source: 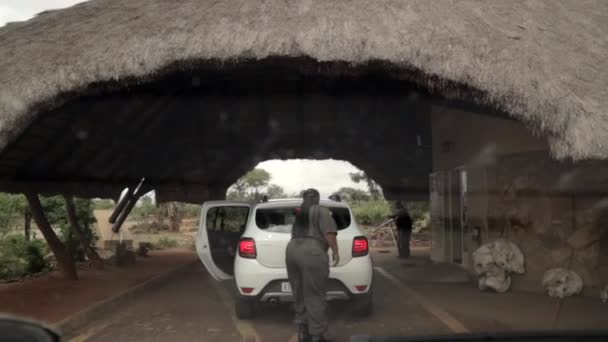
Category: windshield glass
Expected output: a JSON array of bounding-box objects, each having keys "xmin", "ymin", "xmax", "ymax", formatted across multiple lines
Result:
[
  {"xmin": 1, "ymin": 1, "xmax": 607, "ymax": 341},
  {"xmin": 256, "ymin": 206, "xmax": 351, "ymax": 233}
]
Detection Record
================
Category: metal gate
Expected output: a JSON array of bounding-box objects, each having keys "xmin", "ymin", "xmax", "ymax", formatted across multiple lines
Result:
[{"xmin": 430, "ymin": 168, "xmax": 467, "ymax": 264}]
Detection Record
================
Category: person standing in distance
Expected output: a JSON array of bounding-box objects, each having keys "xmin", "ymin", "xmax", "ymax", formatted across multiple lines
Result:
[
  {"xmin": 392, "ymin": 201, "xmax": 413, "ymax": 258},
  {"xmin": 286, "ymin": 189, "xmax": 339, "ymax": 342}
]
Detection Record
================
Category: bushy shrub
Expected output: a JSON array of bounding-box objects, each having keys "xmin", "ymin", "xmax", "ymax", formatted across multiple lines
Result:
[
  {"xmin": 24, "ymin": 244, "xmax": 48, "ymax": 273},
  {"xmin": 154, "ymin": 237, "xmax": 178, "ymax": 249},
  {"xmin": 352, "ymin": 200, "xmax": 392, "ymax": 226},
  {"xmin": 0, "ymin": 235, "xmax": 50, "ymax": 279},
  {"xmin": 0, "ymin": 255, "xmax": 27, "ymax": 279},
  {"xmin": 130, "ymin": 221, "xmax": 171, "ymax": 234},
  {"xmin": 181, "ymin": 204, "xmax": 201, "ymax": 218}
]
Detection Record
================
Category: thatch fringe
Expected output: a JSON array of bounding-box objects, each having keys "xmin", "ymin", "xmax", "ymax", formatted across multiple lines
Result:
[{"xmin": 0, "ymin": 0, "xmax": 607, "ymax": 159}]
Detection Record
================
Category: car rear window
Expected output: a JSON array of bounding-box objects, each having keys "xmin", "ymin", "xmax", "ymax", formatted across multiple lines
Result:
[{"xmin": 255, "ymin": 206, "xmax": 351, "ymax": 233}]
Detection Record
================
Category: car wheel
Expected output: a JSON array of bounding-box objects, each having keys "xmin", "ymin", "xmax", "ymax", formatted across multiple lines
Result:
[
  {"xmin": 353, "ymin": 290, "xmax": 373, "ymax": 317},
  {"xmin": 235, "ymin": 297, "xmax": 255, "ymax": 320}
]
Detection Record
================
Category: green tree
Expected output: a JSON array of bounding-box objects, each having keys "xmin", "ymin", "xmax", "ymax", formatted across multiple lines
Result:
[
  {"xmin": 266, "ymin": 184, "xmax": 286, "ymax": 199},
  {"xmin": 331, "ymin": 187, "xmax": 371, "ymax": 204},
  {"xmin": 35, "ymin": 196, "xmax": 97, "ymax": 262},
  {"xmin": 0, "ymin": 193, "xmax": 24, "ymax": 241},
  {"xmin": 181, "ymin": 203, "xmax": 201, "ymax": 218},
  {"xmin": 157, "ymin": 202, "xmax": 183, "ymax": 231},
  {"xmin": 227, "ymin": 168, "xmax": 273, "ymax": 202},
  {"xmin": 25, "ymin": 193, "xmax": 77, "ymax": 279},
  {"xmin": 133, "ymin": 196, "xmax": 157, "ymax": 224},
  {"xmin": 349, "ymin": 171, "xmax": 382, "ymax": 200}
]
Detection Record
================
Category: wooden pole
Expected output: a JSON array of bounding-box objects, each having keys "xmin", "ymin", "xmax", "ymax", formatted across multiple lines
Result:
[
  {"xmin": 25, "ymin": 192, "xmax": 78, "ymax": 280},
  {"xmin": 64, "ymin": 196, "xmax": 104, "ymax": 268}
]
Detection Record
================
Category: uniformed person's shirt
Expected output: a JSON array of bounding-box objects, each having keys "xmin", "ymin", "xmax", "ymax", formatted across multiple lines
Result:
[{"xmin": 308, "ymin": 205, "xmax": 338, "ymax": 243}]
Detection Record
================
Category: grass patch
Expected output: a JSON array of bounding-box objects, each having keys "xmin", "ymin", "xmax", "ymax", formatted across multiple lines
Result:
[{"xmin": 153, "ymin": 237, "xmax": 178, "ymax": 250}]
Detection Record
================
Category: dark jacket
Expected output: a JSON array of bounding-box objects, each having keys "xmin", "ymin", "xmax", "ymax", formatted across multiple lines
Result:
[{"xmin": 394, "ymin": 211, "xmax": 413, "ymax": 231}]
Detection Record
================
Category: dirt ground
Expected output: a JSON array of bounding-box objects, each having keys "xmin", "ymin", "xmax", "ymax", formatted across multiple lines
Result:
[
  {"xmin": 92, "ymin": 210, "xmax": 196, "ymax": 254},
  {"xmin": 0, "ymin": 249, "xmax": 197, "ymax": 324}
]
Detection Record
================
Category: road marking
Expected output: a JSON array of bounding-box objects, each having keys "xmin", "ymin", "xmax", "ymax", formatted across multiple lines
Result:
[
  {"xmin": 67, "ymin": 320, "xmax": 113, "ymax": 342},
  {"xmin": 374, "ymin": 266, "xmax": 470, "ymax": 334},
  {"xmin": 211, "ymin": 280, "xmax": 262, "ymax": 342}
]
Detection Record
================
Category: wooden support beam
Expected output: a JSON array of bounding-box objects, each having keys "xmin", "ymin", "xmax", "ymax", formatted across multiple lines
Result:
[
  {"xmin": 25, "ymin": 192, "xmax": 78, "ymax": 280},
  {"xmin": 64, "ymin": 195, "xmax": 104, "ymax": 268}
]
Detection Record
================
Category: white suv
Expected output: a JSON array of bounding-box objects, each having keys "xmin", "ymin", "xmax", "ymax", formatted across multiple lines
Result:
[{"xmin": 195, "ymin": 198, "xmax": 373, "ymax": 319}]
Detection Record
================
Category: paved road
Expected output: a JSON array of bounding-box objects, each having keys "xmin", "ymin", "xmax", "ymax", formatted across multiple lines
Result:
[{"xmin": 68, "ymin": 259, "xmax": 463, "ymax": 342}]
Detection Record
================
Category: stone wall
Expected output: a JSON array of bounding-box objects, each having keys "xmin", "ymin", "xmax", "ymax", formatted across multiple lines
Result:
[
  {"xmin": 430, "ymin": 106, "xmax": 608, "ymax": 294},
  {"xmin": 485, "ymin": 152, "xmax": 608, "ymax": 293},
  {"xmin": 430, "ymin": 105, "xmax": 548, "ymax": 266}
]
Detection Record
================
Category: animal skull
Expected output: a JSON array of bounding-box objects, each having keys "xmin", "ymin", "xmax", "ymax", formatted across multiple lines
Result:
[
  {"xmin": 473, "ymin": 239, "xmax": 525, "ymax": 293},
  {"xmin": 542, "ymin": 268, "xmax": 583, "ymax": 298}
]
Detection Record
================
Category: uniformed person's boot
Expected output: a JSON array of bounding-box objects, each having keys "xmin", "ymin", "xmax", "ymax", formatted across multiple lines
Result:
[{"xmin": 297, "ymin": 324, "xmax": 311, "ymax": 342}]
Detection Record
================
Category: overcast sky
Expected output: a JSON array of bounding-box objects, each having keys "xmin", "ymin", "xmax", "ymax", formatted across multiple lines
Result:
[
  {"xmin": 0, "ymin": 1, "xmax": 367, "ymax": 198},
  {"xmin": 0, "ymin": 0, "xmax": 87, "ymax": 26},
  {"xmin": 256, "ymin": 159, "xmax": 367, "ymax": 198}
]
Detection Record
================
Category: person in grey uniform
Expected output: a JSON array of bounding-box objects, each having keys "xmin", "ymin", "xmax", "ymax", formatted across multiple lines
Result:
[{"xmin": 286, "ymin": 189, "xmax": 339, "ymax": 342}]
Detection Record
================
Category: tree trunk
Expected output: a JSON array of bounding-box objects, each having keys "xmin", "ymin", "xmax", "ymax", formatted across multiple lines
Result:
[
  {"xmin": 24, "ymin": 211, "xmax": 31, "ymax": 241},
  {"xmin": 64, "ymin": 196, "xmax": 104, "ymax": 268},
  {"xmin": 25, "ymin": 193, "xmax": 78, "ymax": 280},
  {"xmin": 168, "ymin": 202, "xmax": 182, "ymax": 232}
]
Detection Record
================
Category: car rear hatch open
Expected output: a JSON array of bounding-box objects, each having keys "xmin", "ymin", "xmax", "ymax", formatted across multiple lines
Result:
[{"xmin": 254, "ymin": 204, "xmax": 356, "ymax": 268}]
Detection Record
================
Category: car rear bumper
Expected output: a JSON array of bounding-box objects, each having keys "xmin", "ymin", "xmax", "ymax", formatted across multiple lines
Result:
[
  {"xmin": 261, "ymin": 291, "xmax": 350, "ymax": 302},
  {"xmin": 257, "ymin": 278, "xmax": 352, "ymax": 302},
  {"xmin": 234, "ymin": 255, "xmax": 373, "ymax": 299}
]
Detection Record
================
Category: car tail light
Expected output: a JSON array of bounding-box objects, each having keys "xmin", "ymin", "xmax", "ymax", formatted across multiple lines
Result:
[
  {"xmin": 238, "ymin": 238, "xmax": 257, "ymax": 259},
  {"xmin": 355, "ymin": 285, "xmax": 368, "ymax": 292},
  {"xmin": 352, "ymin": 236, "xmax": 369, "ymax": 257},
  {"xmin": 241, "ymin": 287, "xmax": 254, "ymax": 294}
]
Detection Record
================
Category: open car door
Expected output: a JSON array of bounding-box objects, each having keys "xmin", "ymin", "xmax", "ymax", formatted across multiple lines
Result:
[{"xmin": 195, "ymin": 201, "xmax": 252, "ymax": 281}]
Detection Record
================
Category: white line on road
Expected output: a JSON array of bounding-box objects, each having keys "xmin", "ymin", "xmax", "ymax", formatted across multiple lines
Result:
[
  {"xmin": 67, "ymin": 320, "xmax": 113, "ymax": 342},
  {"xmin": 211, "ymin": 280, "xmax": 262, "ymax": 342},
  {"xmin": 374, "ymin": 266, "xmax": 470, "ymax": 334}
]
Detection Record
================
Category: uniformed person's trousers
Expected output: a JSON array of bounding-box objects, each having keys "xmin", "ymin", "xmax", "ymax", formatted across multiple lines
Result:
[
  {"xmin": 286, "ymin": 238, "xmax": 330, "ymax": 338},
  {"xmin": 398, "ymin": 229, "xmax": 411, "ymax": 258}
]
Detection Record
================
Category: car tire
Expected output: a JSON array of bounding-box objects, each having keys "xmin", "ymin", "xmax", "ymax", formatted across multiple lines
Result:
[
  {"xmin": 353, "ymin": 290, "xmax": 373, "ymax": 317},
  {"xmin": 235, "ymin": 297, "xmax": 255, "ymax": 320}
]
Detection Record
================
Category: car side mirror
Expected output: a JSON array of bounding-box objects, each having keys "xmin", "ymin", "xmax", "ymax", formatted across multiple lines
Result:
[{"xmin": 0, "ymin": 316, "xmax": 60, "ymax": 342}]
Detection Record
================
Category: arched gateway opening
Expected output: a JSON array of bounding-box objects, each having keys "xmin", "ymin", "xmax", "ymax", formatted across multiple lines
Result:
[
  {"xmin": 2, "ymin": 0, "xmax": 608, "ymax": 335},
  {"xmin": 1, "ymin": 59, "xmax": 607, "ymax": 293},
  {"xmin": 0, "ymin": 59, "xmax": 445, "ymax": 202}
]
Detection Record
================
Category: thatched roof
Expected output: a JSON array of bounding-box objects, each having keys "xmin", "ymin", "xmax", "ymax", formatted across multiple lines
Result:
[{"xmin": 0, "ymin": 0, "xmax": 606, "ymax": 201}]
